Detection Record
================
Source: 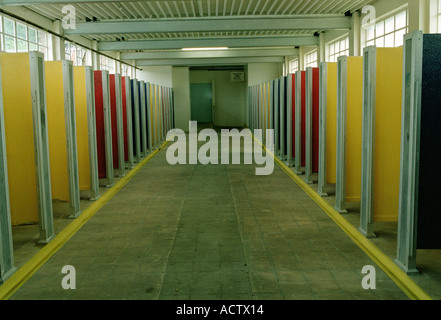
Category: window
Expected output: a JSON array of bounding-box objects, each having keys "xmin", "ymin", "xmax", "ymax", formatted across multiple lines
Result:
[
  {"xmin": 364, "ymin": 9, "xmax": 408, "ymax": 48},
  {"xmin": 328, "ymin": 36, "xmax": 349, "ymax": 62},
  {"xmin": 0, "ymin": 14, "xmax": 52, "ymax": 60},
  {"xmin": 289, "ymin": 58, "xmax": 299, "ymax": 74},
  {"xmin": 122, "ymin": 64, "xmax": 133, "ymax": 77},
  {"xmin": 65, "ymin": 41, "xmax": 91, "ymax": 66},
  {"xmin": 304, "ymin": 50, "xmax": 318, "ymax": 68},
  {"xmin": 100, "ymin": 55, "xmax": 116, "ymax": 73}
]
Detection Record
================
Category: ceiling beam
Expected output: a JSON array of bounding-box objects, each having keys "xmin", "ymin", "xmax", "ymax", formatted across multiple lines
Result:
[
  {"xmin": 121, "ymin": 48, "xmax": 299, "ymax": 60},
  {"xmin": 99, "ymin": 36, "xmax": 319, "ymax": 51},
  {"xmin": 135, "ymin": 57, "xmax": 285, "ymax": 67},
  {"xmin": 65, "ymin": 17, "xmax": 351, "ymax": 35}
]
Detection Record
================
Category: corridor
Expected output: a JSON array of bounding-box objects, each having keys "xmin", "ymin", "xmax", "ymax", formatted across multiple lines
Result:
[{"xmin": 9, "ymin": 131, "xmax": 407, "ymax": 300}]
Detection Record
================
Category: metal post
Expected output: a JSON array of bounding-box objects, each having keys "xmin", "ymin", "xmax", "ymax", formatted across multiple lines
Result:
[
  {"xmin": 395, "ymin": 31, "xmax": 423, "ymax": 274},
  {"xmin": 294, "ymin": 71, "xmax": 303, "ymax": 175},
  {"xmin": 279, "ymin": 77, "xmax": 286, "ymax": 160},
  {"xmin": 318, "ymin": 62, "xmax": 328, "ymax": 197},
  {"xmin": 139, "ymin": 80, "xmax": 147, "ymax": 157},
  {"xmin": 29, "ymin": 51, "xmax": 55, "ymax": 243},
  {"xmin": 101, "ymin": 71, "xmax": 114, "ymax": 187},
  {"xmin": 274, "ymin": 79, "xmax": 280, "ymax": 156},
  {"xmin": 62, "ymin": 60, "xmax": 81, "ymax": 218},
  {"xmin": 131, "ymin": 79, "xmax": 141, "ymax": 161},
  {"xmin": 123, "ymin": 76, "xmax": 135, "ymax": 170},
  {"xmin": 146, "ymin": 82, "xmax": 153, "ymax": 153},
  {"xmin": 335, "ymin": 56, "xmax": 348, "ymax": 214},
  {"xmin": 85, "ymin": 67, "xmax": 100, "ymax": 200},
  {"xmin": 0, "ymin": 62, "xmax": 16, "ymax": 284},
  {"xmin": 286, "ymin": 74, "xmax": 294, "ymax": 167},
  {"xmin": 360, "ymin": 46, "xmax": 377, "ymax": 238},
  {"xmin": 114, "ymin": 74, "xmax": 125, "ymax": 177},
  {"xmin": 305, "ymin": 67, "xmax": 313, "ymax": 184}
]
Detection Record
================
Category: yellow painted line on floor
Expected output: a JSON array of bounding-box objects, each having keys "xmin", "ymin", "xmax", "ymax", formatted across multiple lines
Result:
[
  {"xmin": 251, "ymin": 133, "xmax": 432, "ymax": 301},
  {"xmin": 0, "ymin": 140, "xmax": 169, "ymax": 300}
]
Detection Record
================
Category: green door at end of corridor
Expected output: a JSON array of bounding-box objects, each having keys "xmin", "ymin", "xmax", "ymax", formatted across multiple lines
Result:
[{"xmin": 191, "ymin": 83, "xmax": 213, "ymax": 123}]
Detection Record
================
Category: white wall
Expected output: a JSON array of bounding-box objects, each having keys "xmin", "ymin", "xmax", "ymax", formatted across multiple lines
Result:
[
  {"xmin": 172, "ymin": 67, "xmax": 191, "ymax": 132},
  {"xmin": 137, "ymin": 66, "xmax": 173, "ymax": 87},
  {"xmin": 247, "ymin": 63, "xmax": 283, "ymax": 86},
  {"xmin": 190, "ymin": 70, "xmax": 247, "ymax": 128}
]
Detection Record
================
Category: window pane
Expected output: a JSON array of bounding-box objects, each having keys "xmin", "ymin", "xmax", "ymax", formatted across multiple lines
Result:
[
  {"xmin": 29, "ymin": 42, "xmax": 38, "ymax": 51},
  {"xmin": 385, "ymin": 33, "xmax": 394, "ymax": 47},
  {"xmin": 17, "ymin": 39, "xmax": 27, "ymax": 52},
  {"xmin": 4, "ymin": 35, "xmax": 16, "ymax": 52},
  {"xmin": 385, "ymin": 16, "xmax": 395, "ymax": 34},
  {"xmin": 376, "ymin": 36, "xmax": 384, "ymax": 47},
  {"xmin": 4, "ymin": 17, "xmax": 15, "ymax": 36},
  {"xmin": 376, "ymin": 21, "xmax": 384, "ymax": 37},
  {"xmin": 396, "ymin": 11, "xmax": 407, "ymax": 30},
  {"xmin": 28, "ymin": 27, "xmax": 37, "ymax": 43},
  {"xmin": 38, "ymin": 45, "xmax": 47, "ymax": 59},
  {"xmin": 340, "ymin": 39, "xmax": 346, "ymax": 50},
  {"xmin": 329, "ymin": 43, "xmax": 335, "ymax": 55},
  {"xmin": 367, "ymin": 25, "xmax": 375, "ymax": 40},
  {"xmin": 367, "ymin": 40, "xmax": 374, "ymax": 47},
  {"xmin": 395, "ymin": 29, "xmax": 406, "ymax": 47},
  {"xmin": 16, "ymin": 22, "xmax": 27, "ymax": 39},
  {"xmin": 38, "ymin": 30, "xmax": 46, "ymax": 45}
]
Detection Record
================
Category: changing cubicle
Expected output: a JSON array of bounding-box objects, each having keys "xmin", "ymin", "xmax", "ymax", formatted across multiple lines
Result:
[
  {"xmin": 121, "ymin": 76, "xmax": 134, "ymax": 169},
  {"xmin": 74, "ymin": 66, "xmax": 100, "ymax": 201},
  {"xmin": 395, "ymin": 31, "xmax": 441, "ymax": 273},
  {"xmin": 109, "ymin": 74, "xmax": 125, "ymax": 177},
  {"xmin": 0, "ymin": 61, "xmax": 16, "ymax": 283},
  {"xmin": 94, "ymin": 70, "xmax": 114, "ymax": 187},
  {"xmin": 45, "ymin": 60, "xmax": 81, "ymax": 218},
  {"xmin": 334, "ymin": 56, "xmax": 363, "ymax": 214},
  {"xmin": 0, "ymin": 52, "xmax": 55, "ymax": 243},
  {"xmin": 318, "ymin": 62, "xmax": 338, "ymax": 197},
  {"xmin": 304, "ymin": 67, "xmax": 320, "ymax": 184},
  {"xmin": 294, "ymin": 71, "xmax": 306, "ymax": 175},
  {"xmin": 359, "ymin": 47, "xmax": 403, "ymax": 238}
]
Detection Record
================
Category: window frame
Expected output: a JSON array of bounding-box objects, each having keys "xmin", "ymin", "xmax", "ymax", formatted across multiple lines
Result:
[{"xmin": 363, "ymin": 8, "xmax": 409, "ymax": 49}]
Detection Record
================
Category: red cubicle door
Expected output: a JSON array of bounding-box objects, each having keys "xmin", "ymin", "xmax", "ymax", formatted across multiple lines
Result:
[
  {"xmin": 300, "ymin": 71, "xmax": 306, "ymax": 167},
  {"xmin": 121, "ymin": 77, "xmax": 129, "ymax": 162},
  {"xmin": 94, "ymin": 71, "xmax": 106, "ymax": 179},
  {"xmin": 109, "ymin": 74, "xmax": 119, "ymax": 170}
]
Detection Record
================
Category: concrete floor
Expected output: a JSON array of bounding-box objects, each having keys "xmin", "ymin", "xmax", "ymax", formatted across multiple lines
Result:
[{"xmin": 6, "ymin": 129, "xmax": 419, "ymax": 300}]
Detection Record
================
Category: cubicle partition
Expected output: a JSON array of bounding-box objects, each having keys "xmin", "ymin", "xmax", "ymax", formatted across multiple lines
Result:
[
  {"xmin": 304, "ymin": 67, "xmax": 320, "ymax": 184},
  {"xmin": 335, "ymin": 56, "xmax": 363, "ymax": 214},
  {"xmin": 359, "ymin": 47, "xmax": 403, "ymax": 239},
  {"xmin": 94, "ymin": 70, "xmax": 114, "ymax": 187},
  {"xmin": 395, "ymin": 32, "xmax": 441, "ymax": 273},
  {"xmin": 0, "ymin": 52, "xmax": 54, "ymax": 243},
  {"xmin": 74, "ymin": 66, "xmax": 100, "ymax": 201},
  {"xmin": 121, "ymin": 76, "xmax": 134, "ymax": 169},
  {"xmin": 45, "ymin": 60, "xmax": 81, "ymax": 218},
  {"xmin": 318, "ymin": 62, "xmax": 338, "ymax": 197}
]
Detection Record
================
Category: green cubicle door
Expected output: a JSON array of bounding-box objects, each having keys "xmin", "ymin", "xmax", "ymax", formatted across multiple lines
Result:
[{"xmin": 191, "ymin": 83, "xmax": 212, "ymax": 123}]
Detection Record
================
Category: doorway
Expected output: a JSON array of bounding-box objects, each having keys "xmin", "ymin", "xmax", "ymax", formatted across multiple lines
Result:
[{"xmin": 190, "ymin": 83, "xmax": 213, "ymax": 124}]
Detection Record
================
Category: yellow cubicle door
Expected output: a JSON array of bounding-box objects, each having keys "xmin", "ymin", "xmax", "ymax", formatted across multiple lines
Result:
[
  {"xmin": 0, "ymin": 53, "xmax": 39, "ymax": 225},
  {"xmin": 74, "ymin": 66, "xmax": 91, "ymax": 192},
  {"xmin": 45, "ymin": 61, "xmax": 69, "ymax": 202},
  {"xmin": 326, "ymin": 63, "xmax": 337, "ymax": 185},
  {"xmin": 374, "ymin": 48, "xmax": 403, "ymax": 222},
  {"xmin": 346, "ymin": 57, "xmax": 363, "ymax": 203}
]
